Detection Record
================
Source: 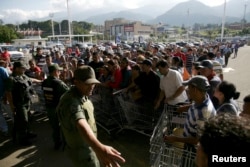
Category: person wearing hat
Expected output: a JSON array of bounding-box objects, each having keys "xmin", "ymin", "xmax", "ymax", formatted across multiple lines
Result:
[
  {"xmin": 42, "ymin": 64, "xmax": 69, "ymax": 150},
  {"xmin": 132, "ymin": 59, "xmax": 160, "ymax": 107},
  {"xmin": 77, "ymin": 59, "xmax": 85, "ymax": 68},
  {"xmin": 56, "ymin": 66, "xmax": 125, "ymax": 167},
  {"xmin": 207, "ymin": 52, "xmax": 224, "ymax": 81},
  {"xmin": 5, "ymin": 61, "xmax": 41, "ymax": 146},
  {"xmin": 198, "ymin": 60, "xmax": 221, "ymax": 108},
  {"xmin": 164, "ymin": 76, "xmax": 216, "ymax": 166}
]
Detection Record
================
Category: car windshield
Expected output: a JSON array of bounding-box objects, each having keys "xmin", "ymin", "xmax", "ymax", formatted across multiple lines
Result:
[{"xmin": 2, "ymin": 45, "xmax": 17, "ymax": 51}]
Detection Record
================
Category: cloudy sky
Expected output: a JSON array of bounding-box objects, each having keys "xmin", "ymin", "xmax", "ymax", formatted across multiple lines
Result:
[{"xmin": 0, "ymin": 0, "xmax": 229, "ymax": 24}]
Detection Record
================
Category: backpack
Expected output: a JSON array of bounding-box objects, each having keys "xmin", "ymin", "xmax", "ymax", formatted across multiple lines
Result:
[{"xmin": 12, "ymin": 75, "xmax": 35, "ymax": 105}]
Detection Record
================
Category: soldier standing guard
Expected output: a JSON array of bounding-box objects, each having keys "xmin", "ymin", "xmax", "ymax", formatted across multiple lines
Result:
[
  {"xmin": 42, "ymin": 64, "xmax": 69, "ymax": 150},
  {"xmin": 6, "ymin": 61, "xmax": 41, "ymax": 146}
]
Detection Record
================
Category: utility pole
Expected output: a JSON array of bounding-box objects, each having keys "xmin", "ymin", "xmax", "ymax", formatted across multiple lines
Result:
[
  {"xmin": 59, "ymin": 21, "xmax": 62, "ymax": 35},
  {"xmin": 220, "ymin": 0, "xmax": 227, "ymax": 42},
  {"xmin": 49, "ymin": 13, "xmax": 55, "ymax": 40},
  {"xmin": 67, "ymin": 0, "xmax": 72, "ymax": 46}
]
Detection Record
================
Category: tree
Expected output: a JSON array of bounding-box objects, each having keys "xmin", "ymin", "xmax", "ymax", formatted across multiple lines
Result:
[
  {"xmin": 206, "ymin": 30, "xmax": 214, "ymax": 41},
  {"xmin": 0, "ymin": 25, "xmax": 18, "ymax": 43}
]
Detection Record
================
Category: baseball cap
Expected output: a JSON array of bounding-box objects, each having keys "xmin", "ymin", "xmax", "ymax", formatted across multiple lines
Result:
[
  {"xmin": 142, "ymin": 59, "xmax": 152, "ymax": 66},
  {"xmin": 48, "ymin": 64, "xmax": 62, "ymax": 73},
  {"xmin": 197, "ymin": 60, "xmax": 213, "ymax": 69},
  {"xmin": 77, "ymin": 59, "xmax": 85, "ymax": 65},
  {"xmin": 183, "ymin": 75, "xmax": 210, "ymax": 91},
  {"xmin": 13, "ymin": 61, "xmax": 27, "ymax": 69},
  {"xmin": 74, "ymin": 66, "xmax": 100, "ymax": 84}
]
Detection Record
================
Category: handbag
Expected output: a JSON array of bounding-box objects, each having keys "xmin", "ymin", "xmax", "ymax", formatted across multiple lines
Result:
[{"xmin": 183, "ymin": 67, "xmax": 190, "ymax": 81}]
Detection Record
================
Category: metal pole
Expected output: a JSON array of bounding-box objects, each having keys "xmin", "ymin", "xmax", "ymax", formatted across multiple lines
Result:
[
  {"xmin": 49, "ymin": 13, "xmax": 55, "ymax": 39},
  {"xmin": 59, "ymin": 21, "xmax": 62, "ymax": 35},
  {"xmin": 221, "ymin": 0, "xmax": 227, "ymax": 42},
  {"xmin": 67, "ymin": 0, "xmax": 72, "ymax": 46}
]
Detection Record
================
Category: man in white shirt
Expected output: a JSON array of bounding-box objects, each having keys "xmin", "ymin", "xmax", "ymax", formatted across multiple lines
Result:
[
  {"xmin": 154, "ymin": 60, "xmax": 188, "ymax": 110},
  {"xmin": 42, "ymin": 55, "xmax": 54, "ymax": 78}
]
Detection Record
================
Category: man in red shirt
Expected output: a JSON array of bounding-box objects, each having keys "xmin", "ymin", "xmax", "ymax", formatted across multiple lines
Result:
[
  {"xmin": 0, "ymin": 48, "xmax": 11, "ymax": 66},
  {"xmin": 174, "ymin": 47, "xmax": 186, "ymax": 65}
]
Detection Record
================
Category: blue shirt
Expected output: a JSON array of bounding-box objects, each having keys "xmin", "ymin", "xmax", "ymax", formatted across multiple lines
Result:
[
  {"xmin": 0, "ymin": 67, "xmax": 9, "ymax": 97},
  {"xmin": 183, "ymin": 95, "xmax": 216, "ymax": 137}
]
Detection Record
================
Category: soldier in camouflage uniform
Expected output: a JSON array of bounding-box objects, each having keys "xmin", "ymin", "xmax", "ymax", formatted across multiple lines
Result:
[
  {"xmin": 56, "ymin": 66, "xmax": 125, "ymax": 167},
  {"xmin": 6, "ymin": 61, "xmax": 41, "ymax": 146},
  {"xmin": 42, "ymin": 64, "xmax": 69, "ymax": 150}
]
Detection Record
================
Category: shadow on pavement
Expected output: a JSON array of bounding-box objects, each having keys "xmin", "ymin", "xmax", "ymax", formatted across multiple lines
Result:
[{"xmin": 0, "ymin": 110, "xmax": 150, "ymax": 167}]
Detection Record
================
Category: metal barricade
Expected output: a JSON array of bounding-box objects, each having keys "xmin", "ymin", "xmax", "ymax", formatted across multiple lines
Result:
[
  {"xmin": 153, "ymin": 143, "xmax": 196, "ymax": 167},
  {"xmin": 90, "ymin": 88, "xmax": 123, "ymax": 135},
  {"xmin": 150, "ymin": 104, "xmax": 193, "ymax": 167},
  {"xmin": 30, "ymin": 83, "xmax": 46, "ymax": 114},
  {"xmin": 115, "ymin": 91, "xmax": 156, "ymax": 137}
]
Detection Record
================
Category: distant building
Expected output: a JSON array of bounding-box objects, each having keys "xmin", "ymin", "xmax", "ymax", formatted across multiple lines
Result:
[
  {"xmin": 104, "ymin": 18, "xmax": 153, "ymax": 42},
  {"xmin": 13, "ymin": 36, "xmax": 47, "ymax": 47},
  {"xmin": 13, "ymin": 29, "xmax": 47, "ymax": 47},
  {"xmin": 17, "ymin": 29, "xmax": 43, "ymax": 38}
]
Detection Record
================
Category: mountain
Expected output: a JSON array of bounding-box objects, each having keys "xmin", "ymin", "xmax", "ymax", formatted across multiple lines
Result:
[
  {"xmin": 150, "ymin": 0, "xmax": 243, "ymax": 26},
  {"xmin": 32, "ymin": 0, "xmax": 250, "ymax": 26},
  {"xmin": 213, "ymin": 0, "xmax": 249, "ymax": 18}
]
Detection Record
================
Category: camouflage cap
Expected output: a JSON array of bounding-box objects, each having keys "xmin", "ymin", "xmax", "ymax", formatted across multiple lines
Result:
[{"xmin": 74, "ymin": 66, "xmax": 100, "ymax": 84}]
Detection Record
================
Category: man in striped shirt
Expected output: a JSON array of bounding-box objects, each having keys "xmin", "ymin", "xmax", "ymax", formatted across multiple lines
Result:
[{"xmin": 164, "ymin": 76, "xmax": 216, "ymax": 146}]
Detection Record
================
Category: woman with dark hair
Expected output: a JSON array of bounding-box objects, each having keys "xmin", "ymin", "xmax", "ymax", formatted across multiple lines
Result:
[
  {"xmin": 213, "ymin": 81, "xmax": 240, "ymax": 115},
  {"xmin": 171, "ymin": 56, "xmax": 184, "ymax": 75}
]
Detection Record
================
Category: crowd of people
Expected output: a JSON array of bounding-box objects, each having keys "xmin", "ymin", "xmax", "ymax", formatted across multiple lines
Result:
[{"xmin": 0, "ymin": 40, "xmax": 250, "ymax": 167}]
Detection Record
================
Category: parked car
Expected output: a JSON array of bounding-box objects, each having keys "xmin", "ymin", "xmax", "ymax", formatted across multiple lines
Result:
[{"xmin": 0, "ymin": 45, "xmax": 25, "ymax": 62}]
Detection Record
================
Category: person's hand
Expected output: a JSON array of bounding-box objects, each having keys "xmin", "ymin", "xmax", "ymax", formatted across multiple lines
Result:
[
  {"xmin": 164, "ymin": 135, "xmax": 177, "ymax": 143},
  {"xmin": 96, "ymin": 144, "xmax": 126, "ymax": 167},
  {"xmin": 176, "ymin": 104, "xmax": 191, "ymax": 113}
]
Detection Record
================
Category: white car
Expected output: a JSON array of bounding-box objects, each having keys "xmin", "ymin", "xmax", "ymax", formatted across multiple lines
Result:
[{"xmin": 0, "ymin": 45, "xmax": 24, "ymax": 62}]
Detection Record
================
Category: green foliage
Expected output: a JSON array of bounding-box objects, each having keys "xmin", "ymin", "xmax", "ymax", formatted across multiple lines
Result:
[
  {"xmin": 17, "ymin": 20, "xmax": 93, "ymax": 38},
  {"xmin": 0, "ymin": 25, "xmax": 18, "ymax": 43}
]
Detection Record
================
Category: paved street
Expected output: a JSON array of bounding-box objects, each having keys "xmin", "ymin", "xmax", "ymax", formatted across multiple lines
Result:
[
  {"xmin": 0, "ymin": 45, "xmax": 250, "ymax": 167},
  {"xmin": 222, "ymin": 45, "xmax": 250, "ymax": 102}
]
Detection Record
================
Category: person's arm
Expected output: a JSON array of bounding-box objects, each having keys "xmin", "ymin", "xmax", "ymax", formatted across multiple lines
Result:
[
  {"xmin": 165, "ymin": 86, "xmax": 185, "ymax": 103},
  {"xmin": 154, "ymin": 90, "xmax": 165, "ymax": 110},
  {"xmin": 30, "ymin": 77, "xmax": 42, "ymax": 83},
  {"xmin": 124, "ymin": 81, "xmax": 136, "ymax": 92},
  {"xmin": 5, "ymin": 91, "xmax": 15, "ymax": 114},
  {"xmin": 76, "ymin": 119, "xmax": 125, "ymax": 167}
]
